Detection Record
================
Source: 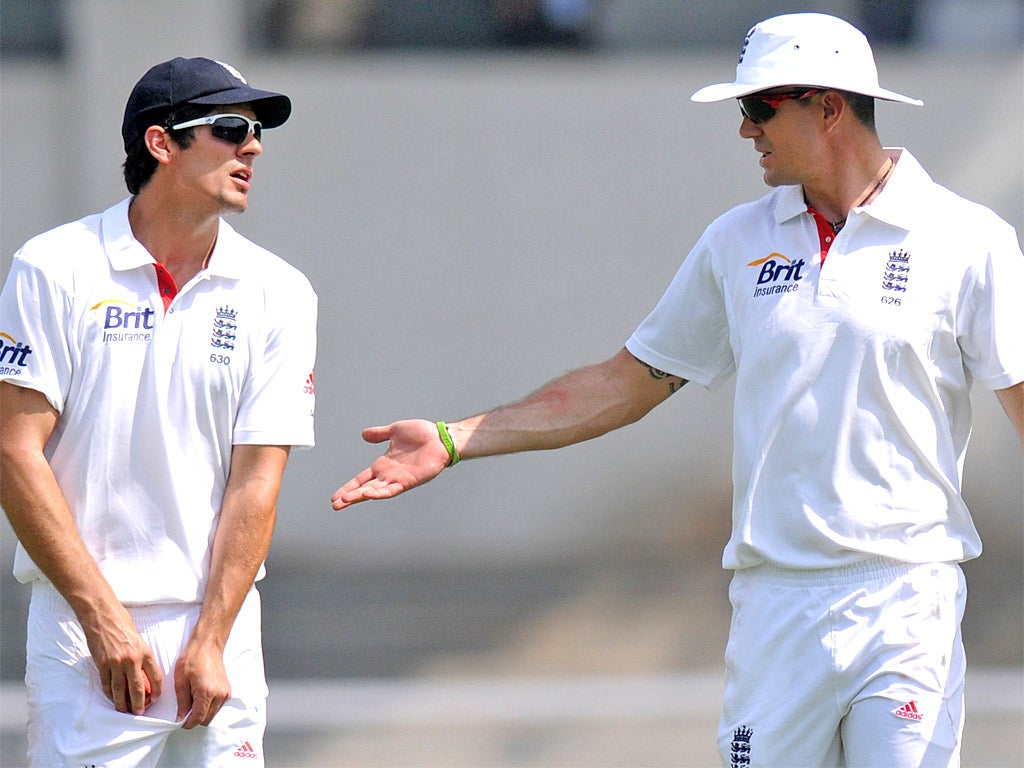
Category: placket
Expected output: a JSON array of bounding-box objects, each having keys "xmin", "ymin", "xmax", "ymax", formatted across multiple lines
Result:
[{"xmin": 807, "ymin": 210, "xmax": 861, "ymax": 303}]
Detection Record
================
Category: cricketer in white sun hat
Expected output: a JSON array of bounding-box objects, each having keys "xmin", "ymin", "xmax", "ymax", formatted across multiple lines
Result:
[{"xmin": 691, "ymin": 12, "xmax": 923, "ymax": 105}]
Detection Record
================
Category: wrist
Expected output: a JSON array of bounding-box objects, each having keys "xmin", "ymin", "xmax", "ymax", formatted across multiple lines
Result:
[{"xmin": 435, "ymin": 421, "xmax": 461, "ymax": 466}]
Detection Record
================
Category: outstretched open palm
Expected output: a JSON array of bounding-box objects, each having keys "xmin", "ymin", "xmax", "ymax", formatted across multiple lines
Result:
[{"xmin": 332, "ymin": 419, "xmax": 451, "ymax": 510}]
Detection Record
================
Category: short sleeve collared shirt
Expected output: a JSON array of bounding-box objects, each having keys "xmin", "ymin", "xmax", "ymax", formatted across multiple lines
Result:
[
  {"xmin": 626, "ymin": 150, "xmax": 1024, "ymax": 569},
  {"xmin": 0, "ymin": 198, "xmax": 317, "ymax": 601}
]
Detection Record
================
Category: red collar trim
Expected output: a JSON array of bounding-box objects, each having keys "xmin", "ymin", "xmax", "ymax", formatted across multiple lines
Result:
[
  {"xmin": 153, "ymin": 263, "xmax": 178, "ymax": 312},
  {"xmin": 806, "ymin": 207, "xmax": 837, "ymax": 264}
]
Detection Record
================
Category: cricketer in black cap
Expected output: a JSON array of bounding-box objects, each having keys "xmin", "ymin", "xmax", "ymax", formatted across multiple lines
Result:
[{"xmin": 0, "ymin": 52, "xmax": 315, "ymax": 766}]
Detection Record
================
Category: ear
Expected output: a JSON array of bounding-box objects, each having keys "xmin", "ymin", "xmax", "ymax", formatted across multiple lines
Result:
[
  {"xmin": 143, "ymin": 125, "xmax": 174, "ymax": 165},
  {"xmin": 819, "ymin": 90, "xmax": 846, "ymax": 131}
]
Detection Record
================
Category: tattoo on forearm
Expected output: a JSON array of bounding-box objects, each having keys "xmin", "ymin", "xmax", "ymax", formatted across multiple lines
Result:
[{"xmin": 645, "ymin": 365, "xmax": 686, "ymax": 393}]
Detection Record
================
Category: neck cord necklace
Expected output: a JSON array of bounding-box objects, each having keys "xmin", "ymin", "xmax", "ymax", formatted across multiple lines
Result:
[{"xmin": 829, "ymin": 157, "xmax": 894, "ymax": 233}]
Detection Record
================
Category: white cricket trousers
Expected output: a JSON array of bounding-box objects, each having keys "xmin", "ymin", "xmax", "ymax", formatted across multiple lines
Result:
[
  {"xmin": 718, "ymin": 558, "xmax": 966, "ymax": 768},
  {"xmin": 25, "ymin": 582, "xmax": 268, "ymax": 767}
]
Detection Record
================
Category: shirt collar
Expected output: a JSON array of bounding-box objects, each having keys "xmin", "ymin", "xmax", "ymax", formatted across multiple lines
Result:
[
  {"xmin": 102, "ymin": 197, "xmax": 245, "ymax": 279},
  {"xmin": 852, "ymin": 148, "xmax": 925, "ymax": 232},
  {"xmin": 103, "ymin": 198, "xmax": 152, "ymax": 271},
  {"xmin": 773, "ymin": 148, "xmax": 925, "ymax": 232}
]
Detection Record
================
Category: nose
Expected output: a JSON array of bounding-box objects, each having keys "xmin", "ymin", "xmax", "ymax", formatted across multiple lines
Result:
[
  {"xmin": 738, "ymin": 116, "xmax": 761, "ymax": 139},
  {"xmin": 238, "ymin": 133, "xmax": 263, "ymax": 156}
]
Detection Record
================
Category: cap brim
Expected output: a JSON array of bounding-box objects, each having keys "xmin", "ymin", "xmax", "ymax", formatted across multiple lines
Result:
[
  {"xmin": 691, "ymin": 80, "xmax": 922, "ymax": 106},
  {"xmin": 188, "ymin": 87, "xmax": 292, "ymax": 128}
]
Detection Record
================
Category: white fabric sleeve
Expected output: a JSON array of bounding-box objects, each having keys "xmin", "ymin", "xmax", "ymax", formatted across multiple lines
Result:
[
  {"xmin": 232, "ymin": 274, "xmax": 318, "ymax": 448},
  {"xmin": 956, "ymin": 219, "xmax": 1024, "ymax": 390},
  {"xmin": 625, "ymin": 229, "xmax": 735, "ymax": 389},
  {"xmin": 0, "ymin": 252, "xmax": 73, "ymax": 412}
]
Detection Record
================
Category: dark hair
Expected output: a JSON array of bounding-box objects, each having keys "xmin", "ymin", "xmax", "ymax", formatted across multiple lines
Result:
[
  {"xmin": 121, "ymin": 104, "xmax": 208, "ymax": 194},
  {"xmin": 839, "ymin": 90, "xmax": 876, "ymax": 131}
]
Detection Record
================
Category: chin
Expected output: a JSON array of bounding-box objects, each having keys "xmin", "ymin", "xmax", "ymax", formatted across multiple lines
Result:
[
  {"xmin": 761, "ymin": 168, "xmax": 794, "ymax": 188},
  {"xmin": 221, "ymin": 196, "xmax": 249, "ymax": 215}
]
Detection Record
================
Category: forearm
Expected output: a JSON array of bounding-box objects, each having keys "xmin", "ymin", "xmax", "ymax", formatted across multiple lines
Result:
[
  {"xmin": 171, "ymin": 445, "xmax": 289, "ymax": 727},
  {"xmin": 189, "ymin": 445, "xmax": 289, "ymax": 650},
  {"xmin": 0, "ymin": 385, "xmax": 122, "ymax": 623},
  {"xmin": 331, "ymin": 349, "xmax": 684, "ymax": 510},
  {"xmin": 449, "ymin": 348, "xmax": 682, "ymax": 459},
  {"xmin": 1, "ymin": 451, "xmax": 126, "ymax": 618}
]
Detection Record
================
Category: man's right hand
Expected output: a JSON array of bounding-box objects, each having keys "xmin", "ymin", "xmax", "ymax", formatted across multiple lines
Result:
[
  {"xmin": 83, "ymin": 603, "xmax": 162, "ymax": 715},
  {"xmin": 331, "ymin": 419, "xmax": 452, "ymax": 510}
]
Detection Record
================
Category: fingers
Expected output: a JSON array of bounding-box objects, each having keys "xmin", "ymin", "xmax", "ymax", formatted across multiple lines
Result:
[
  {"xmin": 127, "ymin": 669, "xmax": 149, "ymax": 715},
  {"xmin": 330, "ymin": 425, "xmax": 399, "ymax": 509},
  {"xmin": 143, "ymin": 658, "xmax": 163, "ymax": 706},
  {"xmin": 331, "ymin": 491, "xmax": 361, "ymax": 510},
  {"xmin": 105, "ymin": 661, "xmax": 159, "ymax": 715},
  {"xmin": 176, "ymin": 674, "xmax": 231, "ymax": 729},
  {"xmin": 176, "ymin": 675, "xmax": 191, "ymax": 724},
  {"xmin": 333, "ymin": 419, "xmax": 449, "ymax": 509},
  {"xmin": 178, "ymin": 686, "xmax": 229, "ymax": 729},
  {"xmin": 127, "ymin": 668, "xmax": 155, "ymax": 714},
  {"xmin": 85, "ymin": 604, "xmax": 162, "ymax": 714},
  {"xmin": 361, "ymin": 424, "xmax": 391, "ymax": 443},
  {"xmin": 174, "ymin": 642, "xmax": 232, "ymax": 729},
  {"xmin": 103, "ymin": 669, "xmax": 123, "ymax": 713},
  {"xmin": 332, "ymin": 475, "xmax": 401, "ymax": 510},
  {"xmin": 331, "ymin": 468, "xmax": 376, "ymax": 509}
]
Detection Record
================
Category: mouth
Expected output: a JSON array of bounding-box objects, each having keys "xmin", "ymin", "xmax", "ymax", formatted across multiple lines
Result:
[{"xmin": 230, "ymin": 168, "xmax": 253, "ymax": 187}]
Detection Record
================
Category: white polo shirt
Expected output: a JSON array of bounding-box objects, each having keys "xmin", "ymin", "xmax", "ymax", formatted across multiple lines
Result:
[
  {"xmin": 0, "ymin": 198, "xmax": 317, "ymax": 603},
  {"xmin": 626, "ymin": 150, "xmax": 1024, "ymax": 570}
]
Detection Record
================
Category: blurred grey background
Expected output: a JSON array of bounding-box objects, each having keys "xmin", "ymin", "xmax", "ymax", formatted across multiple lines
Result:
[{"xmin": 1, "ymin": 1, "xmax": 1022, "ymax": 766}]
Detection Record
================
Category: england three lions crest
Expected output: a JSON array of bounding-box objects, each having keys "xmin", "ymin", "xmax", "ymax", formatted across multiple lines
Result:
[
  {"xmin": 211, "ymin": 306, "xmax": 237, "ymax": 350},
  {"xmin": 882, "ymin": 249, "xmax": 911, "ymax": 294}
]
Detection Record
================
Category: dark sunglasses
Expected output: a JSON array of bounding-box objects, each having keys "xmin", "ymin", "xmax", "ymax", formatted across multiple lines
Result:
[
  {"xmin": 738, "ymin": 89, "xmax": 820, "ymax": 124},
  {"xmin": 170, "ymin": 113, "xmax": 262, "ymax": 144}
]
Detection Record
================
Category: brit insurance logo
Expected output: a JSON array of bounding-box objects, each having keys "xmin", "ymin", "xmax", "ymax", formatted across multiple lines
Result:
[
  {"xmin": 748, "ymin": 252, "xmax": 807, "ymax": 298},
  {"xmin": 0, "ymin": 331, "xmax": 33, "ymax": 377},
  {"xmin": 93, "ymin": 299, "xmax": 156, "ymax": 343}
]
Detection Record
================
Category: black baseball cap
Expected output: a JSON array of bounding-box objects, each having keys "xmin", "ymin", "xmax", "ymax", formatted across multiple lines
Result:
[{"xmin": 122, "ymin": 57, "xmax": 292, "ymax": 151}]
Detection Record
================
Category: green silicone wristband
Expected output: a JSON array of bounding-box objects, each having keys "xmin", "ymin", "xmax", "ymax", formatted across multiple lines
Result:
[{"xmin": 436, "ymin": 421, "xmax": 461, "ymax": 466}]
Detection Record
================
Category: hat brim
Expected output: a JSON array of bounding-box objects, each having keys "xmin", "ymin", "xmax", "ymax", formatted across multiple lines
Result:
[
  {"xmin": 188, "ymin": 87, "xmax": 292, "ymax": 128},
  {"xmin": 691, "ymin": 80, "xmax": 922, "ymax": 106}
]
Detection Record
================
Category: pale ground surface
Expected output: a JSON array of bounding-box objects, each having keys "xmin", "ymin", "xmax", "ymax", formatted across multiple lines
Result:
[{"xmin": 1, "ymin": 559, "xmax": 1020, "ymax": 767}]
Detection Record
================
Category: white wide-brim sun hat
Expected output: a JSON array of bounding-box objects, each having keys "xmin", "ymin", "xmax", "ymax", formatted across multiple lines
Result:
[{"xmin": 691, "ymin": 13, "xmax": 923, "ymax": 106}]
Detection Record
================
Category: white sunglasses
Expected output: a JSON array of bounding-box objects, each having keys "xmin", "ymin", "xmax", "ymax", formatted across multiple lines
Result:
[{"xmin": 169, "ymin": 113, "xmax": 262, "ymax": 144}]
